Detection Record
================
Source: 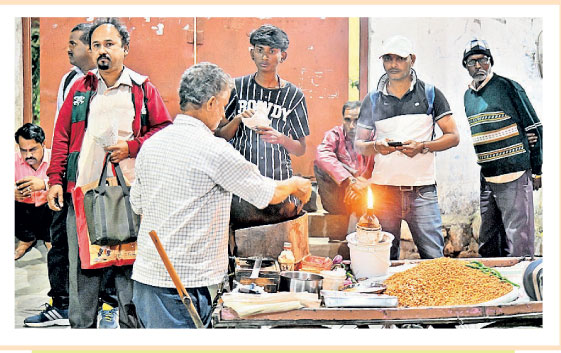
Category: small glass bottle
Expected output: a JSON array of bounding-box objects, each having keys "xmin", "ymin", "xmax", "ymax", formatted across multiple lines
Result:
[{"xmin": 278, "ymin": 242, "xmax": 295, "ymax": 271}]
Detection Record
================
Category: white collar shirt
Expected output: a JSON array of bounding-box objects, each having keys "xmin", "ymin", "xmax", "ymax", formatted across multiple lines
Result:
[
  {"xmin": 76, "ymin": 67, "xmax": 136, "ymax": 187},
  {"xmin": 130, "ymin": 114, "xmax": 276, "ymax": 288}
]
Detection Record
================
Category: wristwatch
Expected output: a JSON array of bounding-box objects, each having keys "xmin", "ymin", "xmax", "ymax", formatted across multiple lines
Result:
[{"xmin": 421, "ymin": 141, "xmax": 430, "ymax": 154}]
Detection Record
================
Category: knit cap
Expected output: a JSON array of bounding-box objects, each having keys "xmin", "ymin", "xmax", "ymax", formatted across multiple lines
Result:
[{"xmin": 462, "ymin": 38, "xmax": 494, "ymax": 67}]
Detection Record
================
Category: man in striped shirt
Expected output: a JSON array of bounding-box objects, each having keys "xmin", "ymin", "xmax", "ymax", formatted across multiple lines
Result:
[
  {"xmin": 462, "ymin": 38, "xmax": 542, "ymax": 257},
  {"xmin": 131, "ymin": 62, "xmax": 311, "ymax": 328},
  {"xmin": 216, "ymin": 24, "xmax": 310, "ymax": 230}
]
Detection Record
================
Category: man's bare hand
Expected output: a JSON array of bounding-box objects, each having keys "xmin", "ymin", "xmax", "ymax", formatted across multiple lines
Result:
[
  {"xmin": 105, "ymin": 140, "xmax": 130, "ymax": 163},
  {"xmin": 374, "ymin": 138, "xmax": 399, "ymax": 156},
  {"xmin": 15, "ymin": 176, "xmax": 46, "ymax": 200},
  {"xmin": 344, "ymin": 177, "xmax": 368, "ymax": 212},
  {"xmin": 291, "ymin": 176, "xmax": 312, "ymax": 204},
  {"xmin": 238, "ymin": 109, "xmax": 255, "ymax": 119},
  {"xmin": 533, "ymin": 176, "xmax": 542, "ymax": 190},
  {"xmin": 16, "ymin": 176, "xmax": 46, "ymax": 192},
  {"xmin": 47, "ymin": 184, "xmax": 64, "ymax": 211},
  {"xmin": 397, "ymin": 140, "xmax": 423, "ymax": 158},
  {"xmin": 257, "ymin": 126, "xmax": 286, "ymax": 145},
  {"xmin": 15, "ymin": 186, "xmax": 26, "ymax": 201},
  {"xmin": 526, "ymin": 132, "xmax": 538, "ymax": 148}
]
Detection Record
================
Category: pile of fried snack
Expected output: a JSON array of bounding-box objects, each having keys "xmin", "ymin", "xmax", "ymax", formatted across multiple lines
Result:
[{"xmin": 384, "ymin": 257, "xmax": 513, "ymax": 307}]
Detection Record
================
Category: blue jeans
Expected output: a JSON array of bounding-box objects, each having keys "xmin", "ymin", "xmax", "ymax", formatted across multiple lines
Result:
[
  {"xmin": 133, "ymin": 281, "xmax": 213, "ymax": 328},
  {"xmin": 372, "ymin": 184, "xmax": 444, "ymax": 260}
]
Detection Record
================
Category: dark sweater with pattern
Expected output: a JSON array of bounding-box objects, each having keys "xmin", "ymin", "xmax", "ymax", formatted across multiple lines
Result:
[{"xmin": 464, "ymin": 73, "xmax": 542, "ymax": 177}]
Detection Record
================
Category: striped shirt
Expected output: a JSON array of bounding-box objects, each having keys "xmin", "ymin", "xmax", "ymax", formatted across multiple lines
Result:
[
  {"xmin": 225, "ymin": 74, "xmax": 310, "ymax": 180},
  {"xmin": 130, "ymin": 115, "xmax": 276, "ymax": 288}
]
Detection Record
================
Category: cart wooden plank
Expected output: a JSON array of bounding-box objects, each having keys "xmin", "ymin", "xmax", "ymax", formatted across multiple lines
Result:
[{"xmin": 215, "ymin": 302, "xmax": 542, "ymax": 328}]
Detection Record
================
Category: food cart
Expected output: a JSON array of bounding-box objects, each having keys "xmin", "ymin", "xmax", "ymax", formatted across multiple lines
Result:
[{"xmin": 212, "ymin": 257, "xmax": 543, "ymax": 328}]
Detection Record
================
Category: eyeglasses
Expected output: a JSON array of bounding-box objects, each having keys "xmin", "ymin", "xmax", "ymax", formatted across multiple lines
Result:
[{"xmin": 466, "ymin": 57, "xmax": 490, "ymax": 67}]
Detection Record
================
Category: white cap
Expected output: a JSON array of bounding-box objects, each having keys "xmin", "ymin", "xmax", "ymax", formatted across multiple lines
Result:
[{"xmin": 380, "ymin": 35, "xmax": 414, "ymax": 58}]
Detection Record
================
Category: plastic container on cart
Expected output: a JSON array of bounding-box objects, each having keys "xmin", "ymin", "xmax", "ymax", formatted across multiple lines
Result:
[
  {"xmin": 320, "ymin": 268, "xmax": 347, "ymax": 291},
  {"xmin": 347, "ymin": 231, "xmax": 394, "ymax": 278}
]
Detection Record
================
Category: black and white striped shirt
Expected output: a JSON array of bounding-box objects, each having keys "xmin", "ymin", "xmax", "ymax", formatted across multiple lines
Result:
[{"xmin": 225, "ymin": 74, "xmax": 310, "ymax": 180}]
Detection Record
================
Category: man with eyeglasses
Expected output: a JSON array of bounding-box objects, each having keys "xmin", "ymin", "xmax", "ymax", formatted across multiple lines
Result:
[
  {"xmin": 215, "ymin": 24, "xmax": 309, "ymax": 232},
  {"xmin": 355, "ymin": 35, "xmax": 460, "ymax": 260},
  {"xmin": 462, "ymin": 38, "xmax": 542, "ymax": 257}
]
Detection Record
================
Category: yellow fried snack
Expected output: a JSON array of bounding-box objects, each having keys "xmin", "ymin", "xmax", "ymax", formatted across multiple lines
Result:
[{"xmin": 384, "ymin": 257, "xmax": 512, "ymax": 307}]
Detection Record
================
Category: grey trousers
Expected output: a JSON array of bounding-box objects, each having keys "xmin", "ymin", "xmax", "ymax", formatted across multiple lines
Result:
[
  {"xmin": 67, "ymin": 196, "xmax": 138, "ymax": 328},
  {"xmin": 479, "ymin": 170, "xmax": 535, "ymax": 257}
]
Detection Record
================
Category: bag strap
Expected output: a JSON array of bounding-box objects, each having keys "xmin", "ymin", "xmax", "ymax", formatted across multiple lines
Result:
[
  {"xmin": 369, "ymin": 91, "xmax": 380, "ymax": 119},
  {"xmin": 425, "ymin": 83, "xmax": 435, "ymax": 116},
  {"xmin": 97, "ymin": 153, "xmax": 113, "ymax": 240},
  {"xmin": 424, "ymin": 83, "xmax": 436, "ymax": 141},
  {"xmin": 97, "ymin": 153, "xmax": 112, "ymax": 192}
]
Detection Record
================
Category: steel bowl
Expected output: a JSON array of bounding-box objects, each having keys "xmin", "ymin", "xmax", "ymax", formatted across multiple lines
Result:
[{"xmin": 279, "ymin": 271, "xmax": 324, "ymax": 294}]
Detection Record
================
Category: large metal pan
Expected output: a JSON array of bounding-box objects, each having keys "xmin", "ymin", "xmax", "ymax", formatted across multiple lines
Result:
[{"xmin": 279, "ymin": 271, "xmax": 323, "ymax": 294}]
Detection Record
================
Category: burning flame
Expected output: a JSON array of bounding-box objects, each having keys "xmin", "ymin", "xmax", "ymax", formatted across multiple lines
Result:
[{"xmin": 367, "ymin": 186, "xmax": 374, "ymax": 209}]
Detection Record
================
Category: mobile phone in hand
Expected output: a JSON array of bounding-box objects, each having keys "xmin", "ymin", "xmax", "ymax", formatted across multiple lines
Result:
[{"xmin": 387, "ymin": 141, "xmax": 403, "ymax": 147}]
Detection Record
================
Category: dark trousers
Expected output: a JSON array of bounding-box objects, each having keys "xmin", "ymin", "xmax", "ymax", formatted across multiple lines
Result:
[
  {"xmin": 15, "ymin": 201, "xmax": 52, "ymax": 243},
  {"xmin": 47, "ymin": 195, "xmax": 70, "ymax": 309},
  {"xmin": 313, "ymin": 164, "xmax": 348, "ymax": 215},
  {"xmin": 47, "ymin": 194, "xmax": 117, "ymax": 310},
  {"xmin": 479, "ymin": 170, "xmax": 535, "ymax": 257},
  {"xmin": 67, "ymin": 195, "xmax": 138, "ymax": 328}
]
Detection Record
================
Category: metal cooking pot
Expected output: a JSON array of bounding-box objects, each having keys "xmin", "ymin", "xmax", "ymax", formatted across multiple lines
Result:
[{"xmin": 279, "ymin": 271, "xmax": 324, "ymax": 294}]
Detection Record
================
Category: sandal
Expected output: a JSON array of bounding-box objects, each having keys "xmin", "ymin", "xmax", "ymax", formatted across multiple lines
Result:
[{"xmin": 15, "ymin": 240, "xmax": 36, "ymax": 260}]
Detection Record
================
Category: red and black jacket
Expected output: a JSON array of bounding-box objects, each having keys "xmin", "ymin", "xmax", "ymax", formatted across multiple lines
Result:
[{"xmin": 47, "ymin": 70, "xmax": 172, "ymax": 192}]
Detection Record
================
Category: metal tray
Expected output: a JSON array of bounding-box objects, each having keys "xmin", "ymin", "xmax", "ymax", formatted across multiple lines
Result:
[{"xmin": 321, "ymin": 290, "xmax": 398, "ymax": 308}]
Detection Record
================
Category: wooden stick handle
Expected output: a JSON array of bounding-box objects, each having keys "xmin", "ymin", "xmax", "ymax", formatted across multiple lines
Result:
[{"xmin": 148, "ymin": 230, "xmax": 204, "ymax": 328}]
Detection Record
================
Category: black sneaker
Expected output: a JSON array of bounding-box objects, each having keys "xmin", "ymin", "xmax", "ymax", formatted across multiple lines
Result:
[{"xmin": 24, "ymin": 303, "xmax": 69, "ymax": 327}]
